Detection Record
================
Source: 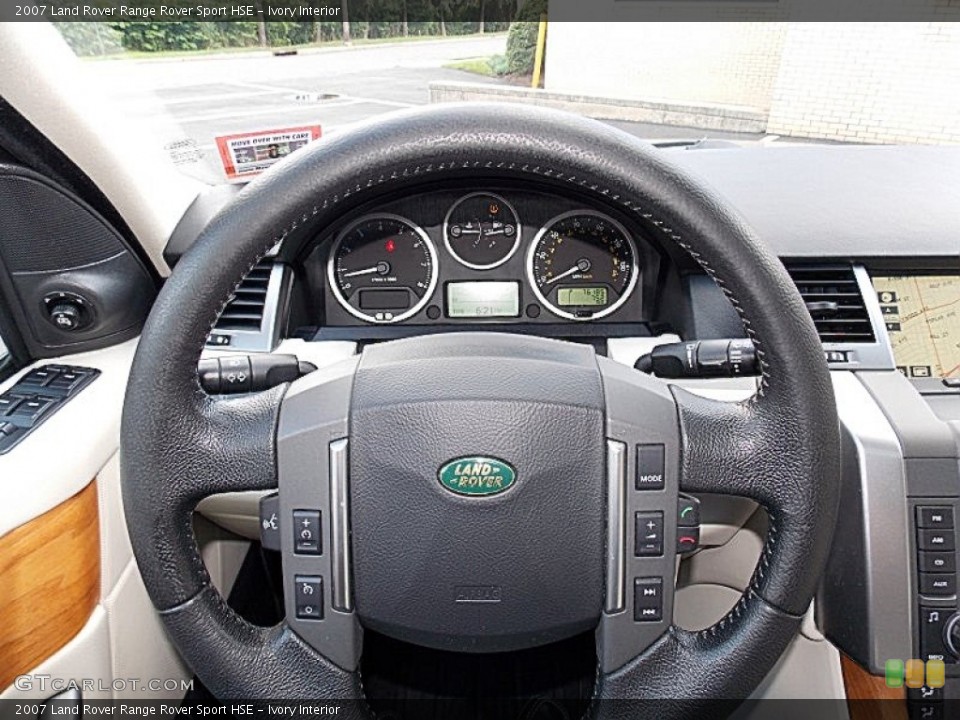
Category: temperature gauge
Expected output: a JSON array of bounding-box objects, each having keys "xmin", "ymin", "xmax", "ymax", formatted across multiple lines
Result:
[{"xmin": 443, "ymin": 192, "xmax": 521, "ymax": 270}]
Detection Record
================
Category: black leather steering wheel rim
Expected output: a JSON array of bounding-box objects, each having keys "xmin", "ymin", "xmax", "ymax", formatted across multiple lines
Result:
[{"xmin": 121, "ymin": 103, "xmax": 840, "ymax": 713}]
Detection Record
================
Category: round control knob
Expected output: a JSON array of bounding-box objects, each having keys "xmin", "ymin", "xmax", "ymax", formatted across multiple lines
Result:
[
  {"xmin": 43, "ymin": 291, "xmax": 92, "ymax": 332},
  {"xmin": 945, "ymin": 612, "xmax": 960, "ymax": 658},
  {"xmin": 49, "ymin": 302, "xmax": 82, "ymax": 331}
]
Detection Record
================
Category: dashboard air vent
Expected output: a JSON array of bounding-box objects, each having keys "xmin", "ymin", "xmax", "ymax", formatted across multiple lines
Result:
[
  {"xmin": 214, "ymin": 260, "xmax": 274, "ymax": 332},
  {"xmin": 786, "ymin": 265, "xmax": 875, "ymax": 344}
]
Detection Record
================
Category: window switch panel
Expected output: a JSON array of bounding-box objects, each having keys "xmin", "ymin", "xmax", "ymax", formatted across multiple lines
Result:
[{"xmin": 0, "ymin": 364, "xmax": 100, "ymax": 455}]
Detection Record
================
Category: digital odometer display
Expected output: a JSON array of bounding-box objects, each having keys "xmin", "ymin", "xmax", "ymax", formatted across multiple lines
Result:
[
  {"xmin": 558, "ymin": 287, "xmax": 608, "ymax": 307},
  {"xmin": 328, "ymin": 214, "xmax": 437, "ymax": 323},
  {"xmin": 446, "ymin": 281, "xmax": 520, "ymax": 318},
  {"xmin": 528, "ymin": 211, "xmax": 638, "ymax": 321}
]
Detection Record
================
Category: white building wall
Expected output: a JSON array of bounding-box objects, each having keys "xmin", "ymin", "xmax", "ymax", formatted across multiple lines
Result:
[
  {"xmin": 545, "ymin": 22, "xmax": 787, "ymax": 111},
  {"xmin": 543, "ymin": 19, "xmax": 960, "ymax": 144},
  {"xmin": 766, "ymin": 23, "xmax": 960, "ymax": 145}
]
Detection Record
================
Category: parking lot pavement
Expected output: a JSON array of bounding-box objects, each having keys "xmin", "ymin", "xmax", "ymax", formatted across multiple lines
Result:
[
  {"xmin": 88, "ymin": 36, "xmax": 509, "ymax": 183},
  {"xmin": 82, "ymin": 35, "xmax": 776, "ymax": 184}
]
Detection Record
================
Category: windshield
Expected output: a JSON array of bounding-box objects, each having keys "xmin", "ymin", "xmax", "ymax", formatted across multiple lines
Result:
[{"xmin": 50, "ymin": 7, "xmax": 960, "ymax": 185}]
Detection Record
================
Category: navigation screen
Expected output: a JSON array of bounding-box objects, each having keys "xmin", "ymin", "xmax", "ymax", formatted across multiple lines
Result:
[{"xmin": 871, "ymin": 275, "xmax": 960, "ymax": 379}]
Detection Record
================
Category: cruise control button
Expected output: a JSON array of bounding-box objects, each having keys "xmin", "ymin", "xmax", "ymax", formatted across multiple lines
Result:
[
  {"xmin": 636, "ymin": 444, "xmax": 665, "ymax": 490},
  {"xmin": 919, "ymin": 573, "xmax": 956, "ymax": 597},
  {"xmin": 918, "ymin": 507, "xmax": 955, "ymax": 529},
  {"xmin": 294, "ymin": 576, "xmax": 324, "ymax": 620},
  {"xmin": 634, "ymin": 577, "xmax": 663, "ymax": 622},
  {"xmin": 293, "ymin": 509, "xmax": 322, "ymax": 555},
  {"xmin": 919, "ymin": 529, "xmax": 956, "ymax": 552},
  {"xmin": 919, "ymin": 552, "xmax": 956, "ymax": 573},
  {"xmin": 634, "ymin": 512, "xmax": 663, "ymax": 557}
]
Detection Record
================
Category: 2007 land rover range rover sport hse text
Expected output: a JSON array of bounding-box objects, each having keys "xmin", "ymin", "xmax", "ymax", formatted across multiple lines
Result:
[{"xmin": 0, "ymin": 5, "xmax": 959, "ymax": 720}]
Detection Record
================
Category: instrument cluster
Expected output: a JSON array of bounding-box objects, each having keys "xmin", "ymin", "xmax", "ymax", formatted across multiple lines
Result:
[{"xmin": 318, "ymin": 188, "xmax": 656, "ymax": 329}]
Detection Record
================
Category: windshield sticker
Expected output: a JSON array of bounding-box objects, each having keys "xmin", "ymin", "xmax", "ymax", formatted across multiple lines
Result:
[{"xmin": 215, "ymin": 125, "xmax": 321, "ymax": 182}]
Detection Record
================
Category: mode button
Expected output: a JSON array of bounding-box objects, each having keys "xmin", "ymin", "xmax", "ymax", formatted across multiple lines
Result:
[{"xmin": 636, "ymin": 444, "xmax": 665, "ymax": 490}]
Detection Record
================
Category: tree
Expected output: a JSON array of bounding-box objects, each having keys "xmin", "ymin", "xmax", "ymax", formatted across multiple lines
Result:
[
  {"xmin": 437, "ymin": 0, "xmax": 449, "ymax": 36},
  {"xmin": 252, "ymin": 0, "xmax": 267, "ymax": 47},
  {"xmin": 342, "ymin": 0, "xmax": 352, "ymax": 44}
]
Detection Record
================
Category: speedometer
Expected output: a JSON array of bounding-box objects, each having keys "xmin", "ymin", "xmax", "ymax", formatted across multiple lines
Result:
[
  {"xmin": 327, "ymin": 214, "xmax": 437, "ymax": 323},
  {"xmin": 527, "ymin": 211, "xmax": 638, "ymax": 321}
]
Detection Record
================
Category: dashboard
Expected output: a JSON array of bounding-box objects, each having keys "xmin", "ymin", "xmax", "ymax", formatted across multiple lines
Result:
[{"xmin": 301, "ymin": 186, "xmax": 661, "ymax": 333}]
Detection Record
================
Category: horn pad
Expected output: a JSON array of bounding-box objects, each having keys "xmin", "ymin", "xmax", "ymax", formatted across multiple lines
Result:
[{"xmin": 349, "ymin": 333, "xmax": 606, "ymax": 652}]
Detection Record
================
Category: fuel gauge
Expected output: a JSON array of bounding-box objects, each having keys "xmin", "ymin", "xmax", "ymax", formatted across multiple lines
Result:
[{"xmin": 443, "ymin": 192, "xmax": 521, "ymax": 270}]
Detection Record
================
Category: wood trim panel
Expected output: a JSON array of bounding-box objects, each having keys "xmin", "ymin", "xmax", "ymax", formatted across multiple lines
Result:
[
  {"xmin": 841, "ymin": 653, "xmax": 907, "ymax": 720},
  {"xmin": 0, "ymin": 481, "xmax": 99, "ymax": 689}
]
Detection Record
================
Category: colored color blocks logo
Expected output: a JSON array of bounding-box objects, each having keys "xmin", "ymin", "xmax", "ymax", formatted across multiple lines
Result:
[{"xmin": 885, "ymin": 658, "xmax": 945, "ymax": 689}]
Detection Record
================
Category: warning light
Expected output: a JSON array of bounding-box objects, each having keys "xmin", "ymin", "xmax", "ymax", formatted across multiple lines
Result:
[
  {"xmin": 489, "ymin": 203, "xmax": 500, "ymax": 214},
  {"xmin": 385, "ymin": 239, "xmax": 396, "ymax": 253}
]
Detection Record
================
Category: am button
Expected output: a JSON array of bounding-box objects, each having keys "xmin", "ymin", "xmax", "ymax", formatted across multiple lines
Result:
[{"xmin": 918, "ymin": 529, "xmax": 955, "ymax": 552}]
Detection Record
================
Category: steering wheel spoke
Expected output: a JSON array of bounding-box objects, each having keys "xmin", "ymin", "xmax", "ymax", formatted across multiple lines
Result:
[{"xmin": 671, "ymin": 387, "xmax": 774, "ymax": 501}]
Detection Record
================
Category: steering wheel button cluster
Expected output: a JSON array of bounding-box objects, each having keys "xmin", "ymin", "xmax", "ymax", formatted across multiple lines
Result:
[
  {"xmin": 294, "ymin": 576, "xmax": 324, "ymax": 620},
  {"xmin": 293, "ymin": 509, "xmax": 322, "ymax": 555}
]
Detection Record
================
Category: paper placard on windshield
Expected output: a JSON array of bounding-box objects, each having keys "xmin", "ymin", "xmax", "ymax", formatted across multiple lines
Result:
[{"xmin": 215, "ymin": 125, "xmax": 321, "ymax": 181}]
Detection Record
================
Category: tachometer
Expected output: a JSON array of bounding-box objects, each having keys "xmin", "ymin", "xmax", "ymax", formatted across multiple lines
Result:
[
  {"xmin": 328, "ymin": 214, "xmax": 437, "ymax": 323},
  {"xmin": 527, "ymin": 211, "xmax": 638, "ymax": 320},
  {"xmin": 444, "ymin": 192, "xmax": 521, "ymax": 269}
]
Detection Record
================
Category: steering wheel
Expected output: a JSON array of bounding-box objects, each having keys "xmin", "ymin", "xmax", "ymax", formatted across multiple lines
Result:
[{"xmin": 121, "ymin": 104, "xmax": 840, "ymax": 715}]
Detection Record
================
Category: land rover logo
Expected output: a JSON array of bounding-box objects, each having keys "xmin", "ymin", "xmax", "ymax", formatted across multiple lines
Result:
[{"xmin": 438, "ymin": 457, "xmax": 516, "ymax": 496}]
